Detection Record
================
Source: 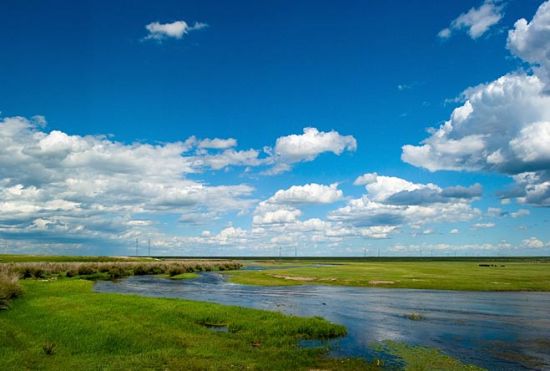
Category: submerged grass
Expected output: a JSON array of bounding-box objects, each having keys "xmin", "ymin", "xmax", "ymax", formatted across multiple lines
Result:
[
  {"xmin": 168, "ymin": 272, "xmax": 200, "ymax": 280},
  {"xmin": 0, "ymin": 279, "xmax": 369, "ymax": 370},
  {"xmin": 227, "ymin": 259, "xmax": 550, "ymax": 291},
  {"xmin": 378, "ymin": 341, "xmax": 484, "ymax": 370},
  {"xmin": 405, "ymin": 312, "xmax": 425, "ymax": 321}
]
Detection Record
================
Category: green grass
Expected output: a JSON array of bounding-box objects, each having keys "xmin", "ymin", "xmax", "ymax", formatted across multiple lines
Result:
[
  {"xmin": 0, "ymin": 279, "xmax": 370, "ymax": 370},
  {"xmin": 378, "ymin": 341, "xmax": 483, "ymax": 370},
  {"xmin": 0, "ymin": 254, "xmax": 153, "ymax": 263},
  {"xmin": 157, "ymin": 272, "xmax": 200, "ymax": 280},
  {"xmin": 227, "ymin": 259, "xmax": 550, "ymax": 291},
  {"xmin": 167, "ymin": 272, "xmax": 200, "ymax": 280}
]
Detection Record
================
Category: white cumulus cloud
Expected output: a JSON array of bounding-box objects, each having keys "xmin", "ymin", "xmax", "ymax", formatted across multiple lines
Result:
[
  {"xmin": 438, "ymin": 0, "xmax": 503, "ymax": 40},
  {"xmin": 329, "ymin": 174, "xmax": 481, "ymax": 237},
  {"xmin": 269, "ymin": 183, "xmax": 343, "ymax": 204},
  {"xmin": 522, "ymin": 236, "xmax": 545, "ymax": 248},
  {"xmin": 0, "ymin": 116, "xmax": 255, "ymax": 247},
  {"xmin": 403, "ymin": 1, "xmax": 550, "ymax": 207},
  {"xmin": 268, "ymin": 127, "xmax": 356, "ymax": 174},
  {"xmin": 144, "ymin": 20, "xmax": 207, "ymax": 41},
  {"xmin": 507, "ymin": 1, "xmax": 550, "ymax": 91}
]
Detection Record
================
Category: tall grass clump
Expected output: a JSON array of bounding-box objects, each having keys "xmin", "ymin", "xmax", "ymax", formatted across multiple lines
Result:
[
  {"xmin": 0, "ymin": 265, "xmax": 22, "ymax": 309},
  {"xmin": 6, "ymin": 260, "xmax": 242, "ymax": 281}
]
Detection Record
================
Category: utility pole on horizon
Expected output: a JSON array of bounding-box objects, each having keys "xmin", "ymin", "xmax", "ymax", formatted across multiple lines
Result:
[{"xmin": 135, "ymin": 238, "xmax": 139, "ymax": 257}]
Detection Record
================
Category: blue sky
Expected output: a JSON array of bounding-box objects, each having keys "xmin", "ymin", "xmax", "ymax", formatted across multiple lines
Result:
[{"xmin": 0, "ymin": 0, "xmax": 549, "ymax": 256}]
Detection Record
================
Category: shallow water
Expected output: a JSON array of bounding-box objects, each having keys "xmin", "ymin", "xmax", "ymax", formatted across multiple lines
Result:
[{"xmin": 94, "ymin": 273, "xmax": 550, "ymax": 370}]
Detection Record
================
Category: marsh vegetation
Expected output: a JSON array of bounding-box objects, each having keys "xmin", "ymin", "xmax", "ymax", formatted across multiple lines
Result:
[
  {"xmin": 4, "ymin": 260, "xmax": 240, "ymax": 279},
  {"xmin": 0, "ymin": 265, "xmax": 22, "ymax": 310},
  {"xmin": 0, "ymin": 258, "xmax": 240, "ymax": 309}
]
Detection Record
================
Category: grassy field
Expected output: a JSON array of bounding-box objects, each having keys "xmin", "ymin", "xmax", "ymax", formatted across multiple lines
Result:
[{"xmin": 226, "ymin": 259, "xmax": 550, "ymax": 291}]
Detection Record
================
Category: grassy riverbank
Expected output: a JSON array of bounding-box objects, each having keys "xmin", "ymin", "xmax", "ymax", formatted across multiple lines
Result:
[
  {"xmin": 0, "ymin": 278, "xmax": 484, "ymax": 370},
  {"xmin": 0, "ymin": 279, "xmax": 367, "ymax": 370},
  {"xmin": 0, "ymin": 259, "xmax": 240, "ymax": 309},
  {"xmin": 227, "ymin": 258, "xmax": 550, "ymax": 291}
]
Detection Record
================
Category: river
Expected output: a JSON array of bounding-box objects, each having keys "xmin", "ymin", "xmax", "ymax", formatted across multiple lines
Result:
[{"xmin": 94, "ymin": 272, "xmax": 550, "ymax": 370}]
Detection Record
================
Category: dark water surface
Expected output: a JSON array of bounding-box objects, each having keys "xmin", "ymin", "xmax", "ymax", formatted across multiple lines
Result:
[{"xmin": 94, "ymin": 273, "xmax": 550, "ymax": 370}]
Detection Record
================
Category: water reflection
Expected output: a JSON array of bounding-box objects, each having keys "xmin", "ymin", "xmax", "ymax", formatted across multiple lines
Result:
[{"xmin": 94, "ymin": 273, "xmax": 550, "ymax": 370}]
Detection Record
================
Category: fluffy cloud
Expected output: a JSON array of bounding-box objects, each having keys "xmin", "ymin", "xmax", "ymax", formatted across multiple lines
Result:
[
  {"xmin": 507, "ymin": 1, "xmax": 550, "ymax": 91},
  {"xmin": 197, "ymin": 137, "xmax": 237, "ymax": 149},
  {"xmin": 269, "ymin": 183, "xmax": 342, "ymax": 204},
  {"xmin": 248, "ymin": 182, "xmax": 398, "ymax": 245},
  {"xmin": 252, "ymin": 207, "xmax": 302, "ymax": 225},
  {"xmin": 268, "ymin": 127, "xmax": 356, "ymax": 173},
  {"xmin": 438, "ymin": 0, "xmax": 503, "ymax": 39},
  {"xmin": 252, "ymin": 183, "xmax": 342, "ymax": 226},
  {"xmin": 0, "ymin": 116, "xmax": 255, "ymax": 246},
  {"xmin": 509, "ymin": 171, "xmax": 550, "ymax": 206},
  {"xmin": 404, "ymin": 2, "xmax": 550, "ymax": 207},
  {"xmin": 0, "ymin": 116, "xmax": 369, "ymax": 252},
  {"xmin": 521, "ymin": 236, "xmax": 545, "ymax": 248},
  {"xmin": 352, "ymin": 173, "xmax": 481, "ymax": 205},
  {"xmin": 402, "ymin": 74, "xmax": 550, "ymax": 174},
  {"xmin": 144, "ymin": 20, "xmax": 207, "ymax": 41},
  {"xmin": 510, "ymin": 208, "xmax": 530, "ymax": 218},
  {"xmin": 329, "ymin": 174, "xmax": 481, "ymax": 236},
  {"xmin": 190, "ymin": 127, "xmax": 357, "ymax": 174},
  {"xmin": 473, "ymin": 222, "xmax": 496, "ymax": 229},
  {"xmin": 195, "ymin": 149, "xmax": 262, "ymax": 170}
]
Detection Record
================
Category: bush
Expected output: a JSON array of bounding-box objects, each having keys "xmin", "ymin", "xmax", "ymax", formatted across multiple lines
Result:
[
  {"xmin": 168, "ymin": 266, "xmax": 185, "ymax": 277},
  {"xmin": 108, "ymin": 266, "xmax": 129, "ymax": 279},
  {"xmin": 42, "ymin": 341, "xmax": 56, "ymax": 355},
  {"xmin": 77, "ymin": 264, "xmax": 96, "ymax": 276},
  {"xmin": 65, "ymin": 269, "xmax": 77, "ymax": 278},
  {"xmin": 0, "ymin": 268, "xmax": 22, "ymax": 310},
  {"xmin": 133, "ymin": 264, "xmax": 149, "ymax": 275}
]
